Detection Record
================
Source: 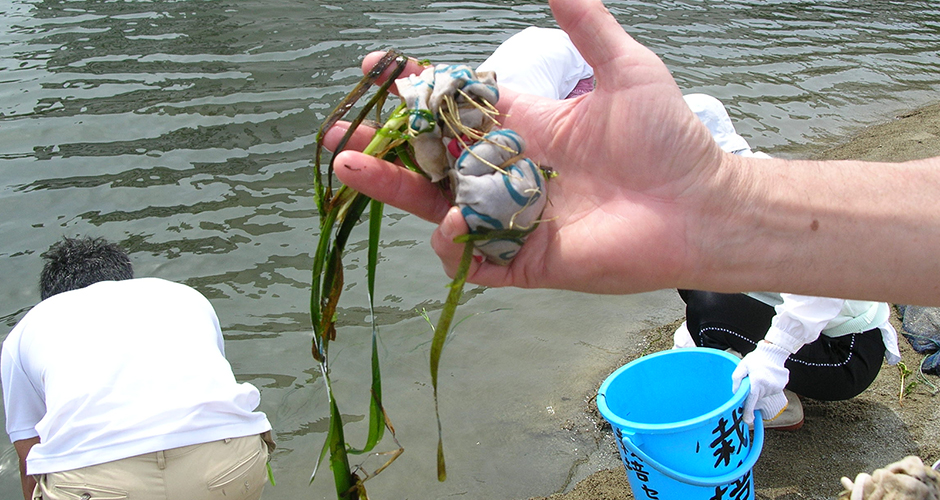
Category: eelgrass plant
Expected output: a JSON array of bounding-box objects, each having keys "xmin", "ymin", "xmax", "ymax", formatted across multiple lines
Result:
[
  {"xmin": 310, "ymin": 51, "xmax": 548, "ymax": 499},
  {"xmin": 310, "ymin": 51, "xmax": 408, "ymax": 500}
]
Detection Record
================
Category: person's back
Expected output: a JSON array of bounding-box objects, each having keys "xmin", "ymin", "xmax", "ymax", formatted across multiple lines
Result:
[
  {"xmin": 2, "ymin": 237, "xmax": 273, "ymax": 500},
  {"xmin": 5, "ymin": 277, "xmax": 269, "ymax": 474}
]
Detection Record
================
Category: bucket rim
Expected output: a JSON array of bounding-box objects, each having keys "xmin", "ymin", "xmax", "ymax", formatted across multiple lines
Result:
[{"xmin": 596, "ymin": 348, "xmax": 749, "ymax": 434}]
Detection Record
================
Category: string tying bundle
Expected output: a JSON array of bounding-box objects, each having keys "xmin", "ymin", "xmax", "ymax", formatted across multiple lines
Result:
[{"xmin": 397, "ymin": 64, "xmax": 549, "ymax": 264}]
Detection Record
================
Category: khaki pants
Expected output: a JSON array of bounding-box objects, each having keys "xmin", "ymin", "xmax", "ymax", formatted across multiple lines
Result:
[{"xmin": 35, "ymin": 434, "xmax": 273, "ymax": 500}]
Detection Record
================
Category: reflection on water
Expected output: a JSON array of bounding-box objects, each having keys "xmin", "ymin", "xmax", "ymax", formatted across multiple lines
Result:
[{"xmin": 1, "ymin": 0, "xmax": 939, "ymax": 498}]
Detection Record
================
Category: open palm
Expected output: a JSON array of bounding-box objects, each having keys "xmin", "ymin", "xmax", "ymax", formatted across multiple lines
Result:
[{"xmin": 326, "ymin": 0, "xmax": 733, "ymax": 294}]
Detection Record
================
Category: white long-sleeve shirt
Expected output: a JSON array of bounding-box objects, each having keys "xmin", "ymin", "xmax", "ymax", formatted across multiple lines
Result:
[{"xmin": 748, "ymin": 292, "xmax": 901, "ymax": 364}]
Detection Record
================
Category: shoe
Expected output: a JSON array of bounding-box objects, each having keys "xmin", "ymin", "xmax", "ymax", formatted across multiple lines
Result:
[{"xmin": 763, "ymin": 389, "xmax": 804, "ymax": 431}]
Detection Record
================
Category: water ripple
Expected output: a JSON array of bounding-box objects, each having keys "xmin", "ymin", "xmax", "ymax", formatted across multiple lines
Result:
[{"xmin": 2, "ymin": 1, "xmax": 940, "ymax": 498}]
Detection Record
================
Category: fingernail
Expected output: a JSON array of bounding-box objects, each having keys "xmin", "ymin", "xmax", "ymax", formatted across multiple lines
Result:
[
  {"xmin": 323, "ymin": 123, "xmax": 350, "ymax": 152},
  {"xmin": 440, "ymin": 216, "xmax": 457, "ymax": 242},
  {"xmin": 440, "ymin": 207, "xmax": 462, "ymax": 242}
]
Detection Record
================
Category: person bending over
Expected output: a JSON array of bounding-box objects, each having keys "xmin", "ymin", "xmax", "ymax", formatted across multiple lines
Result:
[
  {"xmin": 675, "ymin": 291, "xmax": 899, "ymax": 430},
  {"xmin": 2, "ymin": 236, "xmax": 274, "ymax": 500}
]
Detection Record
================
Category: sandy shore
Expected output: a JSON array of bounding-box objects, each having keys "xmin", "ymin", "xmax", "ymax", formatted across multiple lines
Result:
[{"xmin": 526, "ymin": 103, "xmax": 940, "ymax": 500}]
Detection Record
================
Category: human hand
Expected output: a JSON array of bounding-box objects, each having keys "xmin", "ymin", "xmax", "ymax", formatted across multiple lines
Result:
[
  {"xmin": 731, "ymin": 341, "xmax": 790, "ymax": 424},
  {"xmin": 324, "ymin": 0, "xmax": 733, "ymax": 294}
]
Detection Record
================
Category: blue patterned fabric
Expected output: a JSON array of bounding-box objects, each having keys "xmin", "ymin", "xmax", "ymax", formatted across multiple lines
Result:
[
  {"xmin": 396, "ymin": 65, "xmax": 547, "ymax": 265},
  {"xmin": 453, "ymin": 130, "xmax": 546, "ymax": 264},
  {"xmin": 396, "ymin": 64, "xmax": 499, "ymax": 182}
]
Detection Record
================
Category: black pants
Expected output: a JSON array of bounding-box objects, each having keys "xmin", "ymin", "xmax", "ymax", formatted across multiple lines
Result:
[{"xmin": 679, "ymin": 290, "xmax": 886, "ymax": 401}]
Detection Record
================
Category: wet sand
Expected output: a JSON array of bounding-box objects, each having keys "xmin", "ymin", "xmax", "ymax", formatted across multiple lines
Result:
[{"xmin": 526, "ymin": 103, "xmax": 940, "ymax": 500}]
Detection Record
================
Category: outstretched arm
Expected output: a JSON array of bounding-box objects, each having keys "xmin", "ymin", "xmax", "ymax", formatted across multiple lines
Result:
[
  {"xmin": 325, "ymin": 0, "xmax": 940, "ymax": 306},
  {"xmin": 325, "ymin": 0, "xmax": 723, "ymax": 292}
]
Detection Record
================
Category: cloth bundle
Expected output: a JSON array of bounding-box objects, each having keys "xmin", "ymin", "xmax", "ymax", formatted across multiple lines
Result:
[
  {"xmin": 838, "ymin": 456, "xmax": 940, "ymax": 500},
  {"xmin": 898, "ymin": 306, "xmax": 940, "ymax": 374},
  {"xmin": 396, "ymin": 64, "xmax": 548, "ymax": 265}
]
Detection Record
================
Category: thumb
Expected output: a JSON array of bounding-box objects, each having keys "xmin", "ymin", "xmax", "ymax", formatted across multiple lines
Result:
[
  {"xmin": 731, "ymin": 362, "xmax": 748, "ymax": 393},
  {"xmin": 742, "ymin": 396, "xmax": 757, "ymax": 425},
  {"xmin": 840, "ymin": 476, "xmax": 854, "ymax": 491},
  {"xmin": 549, "ymin": 0, "xmax": 668, "ymax": 88}
]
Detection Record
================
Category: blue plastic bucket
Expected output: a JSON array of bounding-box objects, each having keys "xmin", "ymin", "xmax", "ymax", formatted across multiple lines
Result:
[{"xmin": 597, "ymin": 348, "xmax": 764, "ymax": 500}]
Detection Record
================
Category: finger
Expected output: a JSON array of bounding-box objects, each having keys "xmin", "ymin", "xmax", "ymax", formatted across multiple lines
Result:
[
  {"xmin": 885, "ymin": 455, "xmax": 922, "ymax": 474},
  {"xmin": 743, "ymin": 398, "xmax": 756, "ymax": 425},
  {"xmin": 883, "ymin": 474, "xmax": 929, "ymax": 493},
  {"xmin": 762, "ymin": 397, "xmax": 787, "ymax": 421},
  {"xmin": 431, "ymin": 207, "xmax": 525, "ymax": 288},
  {"xmin": 333, "ymin": 150, "xmax": 452, "ymax": 223},
  {"xmin": 322, "ymin": 121, "xmax": 379, "ymax": 154},
  {"xmin": 731, "ymin": 364, "xmax": 747, "ymax": 393},
  {"xmin": 840, "ymin": 477, "xmax": 854, "ymax": 491},
  {"xmin": 550, "ymin": 0, "xmax": 672, "ymax": 87},
  {"xmin": 851, "ymin": 473, "xmax": 871, "ymax": 500},
  {"xmin": 431, "ymin": 207, "xmax": 475, "ymax": 278},
  {"xmin": 491, "ymin": 84, "xmax": 523, "ymax": 119},
  {"xmin": 361, "ymin": 51, "xmax": 430, "ymax": 95}
]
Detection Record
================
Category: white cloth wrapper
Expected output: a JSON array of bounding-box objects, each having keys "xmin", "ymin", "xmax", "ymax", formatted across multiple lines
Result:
[
  {"xmin": 396, "ymin": 64, "xmax": 498, "ymax": 182},
  {"xmin": 451, "ymin": 130, "xmax": 547, "ymax": 265}
]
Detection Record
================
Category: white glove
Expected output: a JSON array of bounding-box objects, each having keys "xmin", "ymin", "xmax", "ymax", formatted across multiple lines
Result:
[
  {"xmin": 840, "ymin": 473, "xmax": 873, "ymax": 500},
  {"xmin": 838, "ymin": 456, "xmax": 940, "ymax": 500},
  {"xmin": 731, "ymin": 341, "xmax": 790, "ymax": 424}
]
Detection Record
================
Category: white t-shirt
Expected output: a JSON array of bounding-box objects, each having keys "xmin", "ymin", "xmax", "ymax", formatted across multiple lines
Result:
[
  {"xmin": 477, "ymin": 27, "xmax": 594, "ymax": 100},
  {"xmin": 2, "ymin": 277, "xmax": 271, "ymax": 475}
]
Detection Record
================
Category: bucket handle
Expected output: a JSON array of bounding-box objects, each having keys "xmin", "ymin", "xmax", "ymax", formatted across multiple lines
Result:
[{"xmin": 618, "ymin": 410, "xmax": 764, "ymax": 487}]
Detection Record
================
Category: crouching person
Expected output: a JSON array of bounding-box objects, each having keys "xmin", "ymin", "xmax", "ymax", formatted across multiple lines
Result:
[{"xmin": 2, "ymin": 236, "xmax": 275, "ymax": 500}]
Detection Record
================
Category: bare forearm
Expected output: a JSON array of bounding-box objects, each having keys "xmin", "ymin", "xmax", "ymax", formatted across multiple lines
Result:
[
  {"xmin": 14, "ymin": 437, "xmax": 39, "ymax": 500},
  {"xmin": 693, "ymin": 154, "xmax": 940, "ymax": 305},
  {"xmin": 20, "ymin": 472, "xmax": 35, "ymax": 500}
]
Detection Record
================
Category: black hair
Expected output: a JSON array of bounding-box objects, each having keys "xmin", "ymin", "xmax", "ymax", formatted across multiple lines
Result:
[{"xmin": 39, "ymin": 236, "xmax": 134, "ymax": 300}]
